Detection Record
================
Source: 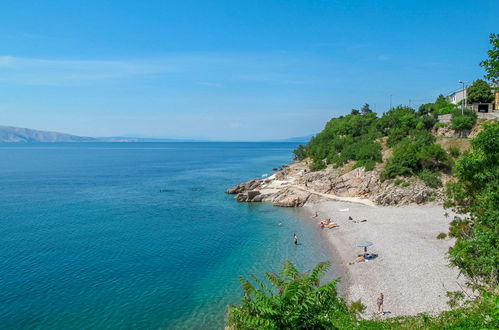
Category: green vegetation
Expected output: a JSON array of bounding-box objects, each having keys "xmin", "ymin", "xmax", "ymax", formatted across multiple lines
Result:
[
  {"xmin": 226, "ymin": 261, "xmax": 353, "ymax": 329},
  {"xmin": 227, "ymin": 261, "xmax": 498, "ymax": 329},
  {"xmin": 418, "ymin": 169, "xmax": 442, "ymax": 188},
  {"xmin": 229, "ymin": 123, "xmax": 499, "ymax": 330},
  {"xmin": 466, "ymin": 79, "xmax": 494, "ymax": 104},
  {"xmin": 436, "ymin": 232, "xmax": 447, "ymax": 239},
  {"xmin": 451, "ymin": 108, "xmax": 477, "ymax": 131},
  {"xmin": 445, "ymin": 122, "xmax": 499, "ymax": 288},
  {"xmin": 480, "ymin": 33, "xmax": 499, "ymax": 81},
  {"xmin": 294, "ymin": 102, "xmax": 455, "ymax": 187},
  {"xmin": 448, "ymin": 146, "xmax": 461, "ymax": 158},
  {"xmin": 295, "ymin": 110, "xmax": 381, "ymax": 171},
  {"xmin": 418, "ymin": 95, "xmax": 457, "ymax": 116}
]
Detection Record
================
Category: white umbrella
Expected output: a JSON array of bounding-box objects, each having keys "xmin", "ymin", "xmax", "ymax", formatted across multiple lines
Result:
[{"xmin": 357, "ymin": 241, "xmax": 373, "ymax": 253}]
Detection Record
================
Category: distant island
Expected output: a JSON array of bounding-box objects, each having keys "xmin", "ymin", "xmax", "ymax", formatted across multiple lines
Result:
[
  {"xmin": 0, "ymin": 125, "xmax": 312, "ymax": 143},
  {"xmin": 0, "ymin": 125, "xmax": 95, "ymax": 143}
]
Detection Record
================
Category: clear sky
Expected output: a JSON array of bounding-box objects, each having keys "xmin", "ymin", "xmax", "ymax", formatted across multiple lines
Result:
[{"xmin": 0, "ymin": 0, "xmax": 497, "ymax": 140}]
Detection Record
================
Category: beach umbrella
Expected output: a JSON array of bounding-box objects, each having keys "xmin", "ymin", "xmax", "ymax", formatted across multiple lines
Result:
[{"xmin": 357, "ymin": 241, "xmax": 373, "ymax": 253}]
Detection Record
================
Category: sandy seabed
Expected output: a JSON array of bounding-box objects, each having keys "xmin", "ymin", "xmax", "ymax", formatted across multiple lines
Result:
[{"xmin": 304, "ymin": 201, "xmax": 469, "ymax": 319}]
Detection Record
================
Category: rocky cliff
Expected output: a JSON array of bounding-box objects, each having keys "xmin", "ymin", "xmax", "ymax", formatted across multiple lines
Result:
[{"xmin": 226, "ymin": 161, "xmax": 447, "ymax": 207}]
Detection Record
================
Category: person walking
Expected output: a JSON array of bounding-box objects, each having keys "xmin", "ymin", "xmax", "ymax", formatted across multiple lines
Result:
[
  {"xmin": 293, "ymin": 233, "xmax": 298, "ymax": 245},
  {"xmin": 377, "ymin": 293, "xmax": 384, "ymax": 314}
]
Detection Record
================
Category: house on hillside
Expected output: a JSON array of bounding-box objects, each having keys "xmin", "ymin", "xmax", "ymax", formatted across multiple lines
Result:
[
  {"xmin": 492, "ymin": 82, "xmax": 499, "ymax": 110},
  {"xmin": 446, "ymin": 82, "xmax": 499, "ymax": 112},
  {"xmin": 446, "ymin": 88, "xmax": 466, "ymax": 105}
]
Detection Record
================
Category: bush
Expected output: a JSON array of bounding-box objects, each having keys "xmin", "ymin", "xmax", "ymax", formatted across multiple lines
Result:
[
  {"xmin": 293, "ymin": 144, "xmax": 308, "ymax": 160},
  {"xmin": 310, "ymin": 158, "xmax": 326, "ymax": 171},
  {"xmin": 437, "ymin": 232, "xmax": 447, "ymax": 239},
  {"xmin": 418, "ymin": 169, "xmax": 442, "ymax": 188},
  {"xmin": 420, "ymin": 114, "xmax": 437, "ymax": 130},
  {"xmin": 448, "ymin": 146, "xmax": 461, "ymax": 158},
  {"xmin": 350, "ymin": 300, "xmax": 366, "ymax": 314},
  {"xmin": 451, "ymin": 108, "xmax": 477, "ymax": 131},
  {"xmin": 446, "ymin": 123, "xmax": 499, "ymax": 285},
  {"xmin": 382, "ymin": 140, "xmax": 419, "ymax": 178},
  {"xmin": 417, "ymin": 144, "xmax": 453, "ymax": 171}
]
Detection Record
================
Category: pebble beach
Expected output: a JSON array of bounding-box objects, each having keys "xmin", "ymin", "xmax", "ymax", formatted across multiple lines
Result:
[{"xmin": 304, "ymin": 201, "xmax": 469, "ymax": 318}]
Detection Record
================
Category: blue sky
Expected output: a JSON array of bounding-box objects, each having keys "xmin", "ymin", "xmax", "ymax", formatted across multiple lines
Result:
[{"xmin": 0, "ymin": 0, "xmax": 497, "ymax": 140}]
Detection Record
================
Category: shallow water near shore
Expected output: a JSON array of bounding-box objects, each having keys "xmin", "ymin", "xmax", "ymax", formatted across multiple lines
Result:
[{"xmin": 0, "ymin": 142, "xmax": 338, "ymax": 329}]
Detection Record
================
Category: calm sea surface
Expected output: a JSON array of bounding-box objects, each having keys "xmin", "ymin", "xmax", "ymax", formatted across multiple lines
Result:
[{"xmin": 0, "ymin": 143, "xmax": 335, "ymax": 329}]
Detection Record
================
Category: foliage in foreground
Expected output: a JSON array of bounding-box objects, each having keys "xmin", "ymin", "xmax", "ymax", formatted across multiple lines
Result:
[
  {"xmin": 480, "ymin": 33, "xmax": 499, "ymax": 81},
  {"xmin": 226, "ymin": 261, "xmax": 498, "ymax": 329},
  {"xmin": 357, "ymin": 292, "xmax": 498, "ymax": 329},
  {"xmin": 226, "ymin": 261, "xmax": 353, "ymax": 329},
  {"xmin": 445, "ymin": 122, "xmax": 499, "ymax": 287}
]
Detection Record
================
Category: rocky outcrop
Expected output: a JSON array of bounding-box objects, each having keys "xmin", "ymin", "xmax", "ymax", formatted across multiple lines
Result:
[{"xmin": 226, "ymin": 161, "xmax": 446, "ymax": 207}]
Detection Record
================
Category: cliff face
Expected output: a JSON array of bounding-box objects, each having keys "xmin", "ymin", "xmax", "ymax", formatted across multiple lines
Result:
[
  {"xmin": 227, "ymin": 161, "xmax": 447, "ymax": 207},
  {"xmin": 0, "ymin": 126, "xmax": 95, "ymax": 143}
]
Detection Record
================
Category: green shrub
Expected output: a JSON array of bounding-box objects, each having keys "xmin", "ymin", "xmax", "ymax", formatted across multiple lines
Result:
[
  {"xmin": 310, "ymin": 158, "xmax": 326, "ymax": 171},
  {"xmin": 435, "ymin": 122, "xmax": 449, "ymax": 128},
  {"xmin": 446, "ymin": 122, "xmax": 499, "ymax": 285},
  {"xmin": 394, "ymin": 179, "xmax": 403, "ymax": 186},
  {"xmin": 451, "ymin": 108, "xmax": 477, "ymax": 131},
  {"xmin": 401, "ymin": 181, "xmax": 411, "ymax": 187},
  {"xmin": 387, "ymin": 127, "xmax": 409, "ymax": 147},
  {"xmin": 420, "ymin": 114, "xmax": 437, "ymax": 130},
  {"xmin": 293, "ymin": 144, "xmax": 308, "ymax": 160},
  {"xmin": 350, "ymin": 300, "xmax": 366, "ymax": 315},
  {"xmin": 448, "ymin": 146, "xmax": 461, "ymax": 158},
  {"xmin": 418, "ymin": 169, "xmax": 442, "ymax": 188},
  {"xmin": 437, "ymin": 232, "xmax": 447, "ymax": 239},
  {"xmin": 417, "ymin": 144, "xmax": 453, "ymax": 171},
  {"xmin": 227, "ymin": 261, "xmax": 353, "ymax": 329}
]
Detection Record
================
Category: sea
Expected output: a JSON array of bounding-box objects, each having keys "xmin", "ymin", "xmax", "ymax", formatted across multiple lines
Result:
[{"xmin": 0, "ymin": 142, "xmax": 337, "ymax": 329}]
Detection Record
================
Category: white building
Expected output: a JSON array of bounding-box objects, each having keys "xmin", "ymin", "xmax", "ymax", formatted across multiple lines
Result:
[{"xmin": 446, "ymin": 88, "xmax": 466, "ymax": 105}]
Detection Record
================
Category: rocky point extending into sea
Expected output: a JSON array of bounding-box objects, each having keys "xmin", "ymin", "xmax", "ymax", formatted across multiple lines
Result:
[{"xmin": 227, "ymin": 160, "xmax": 448, "ymax": 207}]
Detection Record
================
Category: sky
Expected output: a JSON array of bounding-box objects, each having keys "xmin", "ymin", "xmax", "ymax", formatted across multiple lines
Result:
[{"xmin": 0, "ymin": 0, "xmax": 497, "ymax": 141}]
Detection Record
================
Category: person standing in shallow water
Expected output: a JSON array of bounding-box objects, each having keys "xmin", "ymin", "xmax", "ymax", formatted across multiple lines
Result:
[
  {"xmin": 377, "ymin": 293, "xmax": 384, "ymax": 314},
  {"xmin": 293, "ymin": 233, "xmax": 298, "ymax": 245}
]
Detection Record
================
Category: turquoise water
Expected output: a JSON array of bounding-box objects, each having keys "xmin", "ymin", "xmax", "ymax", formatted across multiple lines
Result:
[{"xmin": 0, "ymin": 143, "xmax": 336, "ymax": 329}]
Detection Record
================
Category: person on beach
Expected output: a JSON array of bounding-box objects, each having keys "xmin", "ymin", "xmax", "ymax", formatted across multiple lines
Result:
[
  {"xmin": 311, "ymin": 212, "xmax": 319, "ymax": 219},
  {"xmin": 293, "ymin": 233, "xmax": 298, "ymax": 245},
  {"xmin": 377, "ymin": 293, "xmax": 384, "ymax": 313}
]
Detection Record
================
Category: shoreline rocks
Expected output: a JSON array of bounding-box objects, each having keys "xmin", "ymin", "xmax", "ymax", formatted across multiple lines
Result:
[{"xmin": 226, "ymin": 161, "xmax": 446, "ymax": 207}]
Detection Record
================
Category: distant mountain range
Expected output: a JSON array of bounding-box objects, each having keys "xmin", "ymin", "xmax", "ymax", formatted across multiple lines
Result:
[
  {"xmin": 0, "ymin": 126, "xmax": 95, "ymax": 143},
  {"xmin": 0, "ymin": 125, "xmax": 314, "ymax": 143}
]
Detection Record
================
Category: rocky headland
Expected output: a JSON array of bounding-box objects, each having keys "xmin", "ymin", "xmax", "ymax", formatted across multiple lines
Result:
[{"xmin": 226, "ymin": 160, "xmax": 448, "ymax": 207}]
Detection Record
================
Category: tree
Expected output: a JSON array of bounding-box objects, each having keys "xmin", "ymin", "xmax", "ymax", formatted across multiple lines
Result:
[
  {"xmin": 226, "ymin": 261, "xmax": 352, "ymax": 329},
  {"xmin": 360, "ymin": 103, "xmax": 373, "ymax": 115},
  {"xmin": 466, "ymin": 79, "xmax": 494, "ymax": 104},
  {"xmin": 480, "ymin": 33, "xmax": 499, "ymax": 81},
  {"xmin": 446, "ymin": 123, "xmax": 499, "ymax": 287},
  {"xmin": 350, "ymin": 109, "xmax": 360, "ymax": 115}
]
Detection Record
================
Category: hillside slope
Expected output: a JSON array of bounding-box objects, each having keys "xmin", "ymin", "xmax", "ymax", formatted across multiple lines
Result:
[{"xmin": 0, "ymin": 126, "xmax": 95, "ymax": 143}]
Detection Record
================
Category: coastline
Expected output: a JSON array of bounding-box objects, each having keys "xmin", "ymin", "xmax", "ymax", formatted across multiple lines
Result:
[
  {"xmin": 227, "ymin": 160, "xmax": 472, "ymax": 319},
  {"xmin": 302, "ymin": 200, "xmax": 469, "ymax": 319}
]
